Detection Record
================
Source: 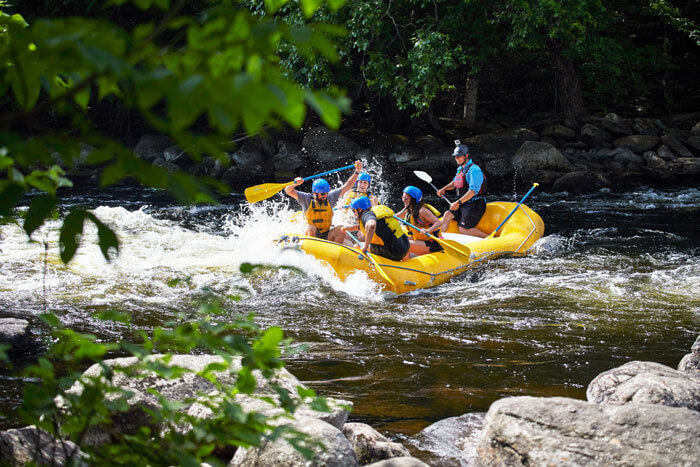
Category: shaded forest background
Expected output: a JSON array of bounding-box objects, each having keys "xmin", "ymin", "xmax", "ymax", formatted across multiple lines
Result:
[{"xmin": 10, "ymin": 0, "xmax": 700, "ymax": 141}]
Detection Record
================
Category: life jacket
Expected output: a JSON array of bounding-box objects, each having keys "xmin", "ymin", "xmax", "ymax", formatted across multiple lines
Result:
[
  {"xmin": 406, "ymin": 203, "xmax": 441, "ymax": 241},
  {"xmin": 344, "ymin": 189, "xmax": 374, "ymax": 206},
  {"xmin": 304, "ymin": 199, "xmax": 333, "ymax": 234},
  {"xmin": 360, "ymin": 205, "xmax": 404, "ymax": 246},
  {"xmin": 454, "ymin": 162, "xmax": 486, "ymax": 197}
]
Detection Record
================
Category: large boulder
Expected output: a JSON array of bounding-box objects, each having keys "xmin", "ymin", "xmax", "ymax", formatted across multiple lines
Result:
[
  {"xmin": 657, "ymin": 145, "xmax": 678, "ymax": 161},
  {"xmin": 409, "ymin": 412, "xmax": 485, "ymax": 467},
  {"xmin": 341, "ymin": 423, "xmax": 410, "ymax": 465},
  {"xmin": 464, "ymin": 128, "xmax": 539, "ymax": 156},
  {"xmin": 661, "ymin": 134, "xmax": 693, "ymax": 158},
  {"xmin": 475, "ymin": 396, "xmax": 700, "ymax": 466},
  {"xmin": 685, "ymin": 136, "xmax": 700, "ymax": 155},
  {"xmin": 0, "ymin": 426, "xmax": 84, "ymax": 466},
  {"xmin": 580, "ymin": 123, "xmax": 613, "ymax": 147},
  {"xmin": 364, "ymin": 458, "xmax": 430, "ymax": 467},
  {"xmin": 302, "ymin": 127, "xmax": 360, "ymax": 165},
  {"xmin": 511, "ymin": 141, "xmax": 571, "ymax": 174},
  {"xmin": 229, "ymin": 417, "xmax": 358, "ymax": 466},
  {"xmin": 552, "ymin": 171, "xmax": 611, "ymax": 194},
  {"xmin": 0, "ymin": 318, "xmax": 32, "ymax": 355},
  {"xmin": 598, "ymin": 114, "xmax": 634, "ymax": 136},
  {"xmin": 632, "ymin": 118, "xmax": 664, "ymax": 136},
  {"xmin": 666, "ymin": 157, "xmax": 700, "ymax": 176},
  {"xmin": 231, "ymin": 141, "xmax": 267, "ymax": 168},
  {"xmin": 612, "ymin": 135, "xmax": 660, "ymax": 153},
  {"xmin": 678, "ymin": 335, "xmax": 700, "ymax": 376},
  {"xmin": 587, "ymin": 361, "xmax": 700, "ymax": 411},
  {"xmin": 133, "ymin": 135, "xmax": 172, "ymax": 163},
  {"xmin": 612, "ymin": 148, "xmax": 645, "ymax": 168},
  {"xmin": 273, "ymin": 141, "xmax": 307, "ymax": 178},
  {"xmin": 390, "ymin": 146, "xmax": 423, "ymax": 164},
  {"xmin": 642, "ymin": 151, "xmax": 668, "ymax": 170},
  {"xmin": 540, "ymin": 124, "xmax": 576, "ymax": 141},
  {"xmin": 59, "ymin": 354, "xmax": 351, "ymax": 446}
]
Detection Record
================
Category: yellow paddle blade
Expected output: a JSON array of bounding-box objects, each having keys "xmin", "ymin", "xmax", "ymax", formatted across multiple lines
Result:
[
  {"xmin": 244, "ymin": 181, "xmax": 294, "ymax": 203},
  {"xmin": 436, "ymin": 238, "xmax": 471, "ymax": 260},
  {"xmin": 366, "ymin": 253, "xmax": 396, "ymax": 288}
]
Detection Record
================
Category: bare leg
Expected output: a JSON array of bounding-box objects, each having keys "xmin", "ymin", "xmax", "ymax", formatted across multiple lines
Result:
[
  {"xmin": 458, "ymin": 226, "xmax": 487, "ymax": 238},
  {"xmin": 408, "ymin": 240, "xmax": 431, "ymax": 256},
  {"xmin": 327, "ymin": 226, "xmax": 346, "ymax": 244},
  {"xmin": 304, "ymin": 225, "xmax": 318, "ymax": 236}
]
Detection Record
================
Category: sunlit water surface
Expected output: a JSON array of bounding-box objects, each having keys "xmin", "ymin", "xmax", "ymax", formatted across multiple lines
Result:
[{"xmin": 1, "ymin": 182, "xmax": 699, "ymax": 439}]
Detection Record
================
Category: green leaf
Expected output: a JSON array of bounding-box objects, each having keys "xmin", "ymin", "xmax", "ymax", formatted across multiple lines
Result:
[
  {"xmin": 39, "ymin": 313, "xmax": 61, "ymax": 328},
  {"xmin": 0, "ymin": 183, "xmax": 24, "ymax": 217},
  {"xmin": 95, "ymin": 310, "xmax": 131, "ymax": 324},
  {"xmin": 23, "ymin": 194, "xmax": 55, "ymax": 238},
  {"xmin": 299, "ymin": 0, "xmax": 324, "ymax": 18}
]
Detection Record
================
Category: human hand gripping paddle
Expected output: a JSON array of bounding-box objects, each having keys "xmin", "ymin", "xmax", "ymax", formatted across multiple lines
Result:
[
  {"xmin": 413, "ymin": 170, "xmax": 452, "ymax": 206},
  {"xmin": 486, "ymin": 183, "xmax": 539, "ymax": 240},
  {"xmin": 392, "ymin": 215, "xmax": 471, "ymax": 260},
  {"xmin": 344, "ymin": 229, "xmax": 396, "ymax": 288},
  {"xmin": 244, "ymin": 164, "xmax": 355, "ymax": 203}
]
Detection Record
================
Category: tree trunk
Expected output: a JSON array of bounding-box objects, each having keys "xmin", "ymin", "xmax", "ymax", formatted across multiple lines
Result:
[
  {"xmin": 463, "ymin": 76, "xmax": 479, "ymax": 123},
  {"xmin": 663, "ymin": 27, "xmax": 674, "ymax": 112},
  {"xmin": 547, "ymin": 40, "xmax": 586, "ymax": 119}
]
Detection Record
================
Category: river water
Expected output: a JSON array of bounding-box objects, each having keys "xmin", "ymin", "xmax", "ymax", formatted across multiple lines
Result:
[{"xmin": 1, "ymin": 180, "xmax": 699, "ymax": 440}]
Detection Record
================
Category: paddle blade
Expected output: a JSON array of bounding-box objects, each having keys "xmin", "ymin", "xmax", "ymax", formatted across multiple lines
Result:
[
  {"xmin": 244, "ymin": 181, "xmax": 292, "ymax": 203},
  {"xmin": 438, "ymin": 238, "xmax": 471, "ymax": 260},
  {"xmin": 413, "ymin": 170, "xmax": 432, "ymax": 183}
]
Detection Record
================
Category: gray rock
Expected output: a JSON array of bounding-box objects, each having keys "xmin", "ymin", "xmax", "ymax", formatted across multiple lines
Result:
[
  {"xmin": 0, "ymin": 318, "xmax": 32, "ymax": 353},
  {"xmin": 464, "ymin": 128, "xmax": 539, "ymax": 155},
  {"xmin": 541, "ymin": 124, "xmax": 576, "ymax": 141},
  {"xmin": 414, "ymin": 135, "xmax": 446, "ymax": 155},
  {"xmin": 679, "ymin": 336, "xmax": 700, "ymax": 376},
  {"xmin": 612, "ymin": 135, "xmax": 660, "ymax": 153},
  {"xmin": 632, "ymin": 118, "xmax": 663, "ymax": 136},
  {"xmin": 364, "ymin": 458, "xmax": 430, "ymax": 467},
  {"xmin": 229, "ymin": 417, "xmax": 358, "ymax": 466},
  {"xmin": 599, "ymin": 116, "xmax": 634, "ymax": 136},
  {"xmin": 691, "ymin": 122, "xmax": 700, "ymax": 136},
  {"xmin": 484, "ymin": 158, "xmax": 513, "ymax": 179},
  {"xmin": 511, "ymin": 141, "xmax": 571, "ymax": 174},
  {"xmin": 410, "ymin": 413, "xmax": 485, "ymax": 467},
  {"xmin": 661, "ymin": 133, "xmax": 693, "ymax": 158},
  {"xmin": 666, "ymin": 157, "xmax": 700, "ymax": 176},
  {"xmin": 0, "ymin": 426, "xmax": 85, "ymax": 466},
  {"xmin": 152, "ymin": 159, "xmax": 183, "ymax": 173},
  {"xmin": 302, "ymin": 127, "xmax": 360, "ymax": 165},
  {"xmin": 163, "ymin": 145, "xmax": 192, "ymax": 166},
  {"xmin": 552, "ymin": 171, "xmax": 611, "ymax": 194},
  {"xmin": 686, "ymin": 136, "xmax": 700, "ymax": 154},
  {"xmin": 231, "ymin": 141, "xmax": 266, "ymax": 168},
  {"xmin": 342, "ymin": 423, "xmax": 410, "ymax": 464},
  {"xmin": 657, "ymin": 145, "xmax": 678, "ymax": 161},
  {"xmin": 642, "ymin": 151, "xmax": 667, "ymax": 169},
  {"xmin": 274, "ymin": 141, "xmax": 307, "ymax": 178},
  {"xmin": 133, "ymin": 135, "xmax": 172, "ymax": 163},
  {"xmin": 475, "ymin": 396, "xmax": 700, "ymax": 466},
  {"xmin": 587, "ymin": 361, "xmax": 700, "ymax": 411},
  {"xmin": 612, "ymin": 148, "xmax": 645, "ymax": 168}
]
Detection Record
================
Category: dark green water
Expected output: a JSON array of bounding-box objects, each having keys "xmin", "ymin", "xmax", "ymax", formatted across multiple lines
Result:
[{"xmin": 1, "ymin": 185, "xmax": 699, "ymax": 438}]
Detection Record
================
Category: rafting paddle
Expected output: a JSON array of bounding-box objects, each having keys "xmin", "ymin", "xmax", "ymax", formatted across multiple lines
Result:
[
  {"xmin": 413, "ymin": 170, "xmax": 452, "ymax": 205},
  {"xmin": 345, "ymin": 230, "xmax": 396, "ymax": 288},
  {"xmin": 392, "ymin": 216, "xmax": 471, "ymax": 260},
  {"xmin": 486, "ymin": 183, "xmax": 539, "ymax": 240},
  {"xmin": 245, "ymin": 164, "xmax": 355, "ymax": 203}
]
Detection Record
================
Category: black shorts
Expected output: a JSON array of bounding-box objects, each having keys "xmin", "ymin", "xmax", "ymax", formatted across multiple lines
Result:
[
  {"xmin": 316, "ymin": 230, "xmax": 329, "ymax": 240},
  {"xmin": 424, "ymin": 239, "xmax": 444, "ymax": 253},
  {"xmin": 450, "ymin": 198, "xmax": 486, "ymax": 229},
  {"xmin": 370, "ymin": 235, "xmax": 410, "ymax": 261}
]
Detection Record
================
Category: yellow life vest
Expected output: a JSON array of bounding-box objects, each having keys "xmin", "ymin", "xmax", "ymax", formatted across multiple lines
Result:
[
  {"xmin": 344, "ymin": 189, "xmax": 374, "ymax": 206},
  {"xmin": 304, "ymin": 199, "xmax": 333, "ymax": 234},
  {"xmin": 406, "ymin": 203, "xmax": 441, "ymax": 241},
  {"xmin": 360, "ymin": 205, "xmax": 404, "ymax": 246}
]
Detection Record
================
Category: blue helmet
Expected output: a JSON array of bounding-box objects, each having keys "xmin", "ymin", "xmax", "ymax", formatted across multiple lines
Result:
[
  {"xmin": 452, "ymin": 139, "xmax": 469, "ymax": 157},
  {"xmin": 403, "ymin": 185, "xmax": 422, "ymax": 203},
  {"xmin": 350, "ymin": 195, "xmax": 372, "ymax": 210},
  {"xmin": 357, "ymin": 173, "xmax": 371, "ymax": 184},
  {"xmin": 312, "ymin": 178, "xmax": 330, "ymax": 193}
]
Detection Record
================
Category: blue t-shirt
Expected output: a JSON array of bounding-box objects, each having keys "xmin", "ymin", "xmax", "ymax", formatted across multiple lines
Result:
[{"xmin": 454, "ymin": 161, "xmax": 484, "ymax": 199}]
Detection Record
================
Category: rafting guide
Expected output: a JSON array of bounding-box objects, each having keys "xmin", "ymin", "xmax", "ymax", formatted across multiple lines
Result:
[{"xmin": 284, "ymin": 160, "xmax": 363, "ymax": 243}]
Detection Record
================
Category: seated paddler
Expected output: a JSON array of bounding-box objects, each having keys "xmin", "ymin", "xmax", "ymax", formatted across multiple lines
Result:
[
  {"xmin": 341, "ymin": 172, "xmax": 379, "ymax": 208},
  {"xmin": 284, "ymin": 160, "xmax": 363, "ymax": 243},
  {"xmin": 344, "ymin": 196, "xmax": 410, "ymax": 262},
  {"xmin": 396, "ymin": 185, "xmax": 444, "ymax": 258}
]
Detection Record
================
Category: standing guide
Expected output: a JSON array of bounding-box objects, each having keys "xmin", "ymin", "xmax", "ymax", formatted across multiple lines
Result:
[
  {"xmin": 425, "ymin": 141, "xmax": 488, "ymax": 238},
  {"xmin": 284, "ymin": 160, "xmax": 363, "ymax": 243}
]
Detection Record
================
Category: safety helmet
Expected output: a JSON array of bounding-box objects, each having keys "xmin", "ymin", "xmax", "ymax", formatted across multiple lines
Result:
[
  {"xmin": 403, "ymin": 185, "xmax": 422, "ymax": 203},
  {"xmin": 452, "ymin": 139, "xmax": 469, "ymax": 157},
  {"xmin": 350, "ymin": 195, "xmax": 372, "ymax": 211},
  {"xmin": 357, "ymin": 173, "xmax": 371, "ymax": 184},
  {"xmin": 312, "ymin": 178, "xmax": 331, "ymax": 193}
]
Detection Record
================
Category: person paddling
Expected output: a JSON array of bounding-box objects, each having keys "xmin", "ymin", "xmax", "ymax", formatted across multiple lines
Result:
[
  {"xmin": 396, "ymin": 186, "xmax": 444, "ymax": 258},
  {"xmin": 284, "ymin": 160, "xmax": 363, "ymax": 243},
  {"xmin": 426, "ymin": 141, "xmax": 487, "ymax": 238},
  {"xmin": 344, "ymin": 196, "xmax": 409, "ymax": 262},
  {"xmin": 341, "ymin": 172, "xmax": 379, "ymax": 208}
]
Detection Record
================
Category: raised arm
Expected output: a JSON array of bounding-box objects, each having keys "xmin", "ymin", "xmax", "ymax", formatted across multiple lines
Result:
[
  {"xmin": 283, "ymin": 177, "xmax": 304, "ymax": 201},
  {"xmin": 339, "ymin": 160, "xmax": 363, "ymax": 196}
]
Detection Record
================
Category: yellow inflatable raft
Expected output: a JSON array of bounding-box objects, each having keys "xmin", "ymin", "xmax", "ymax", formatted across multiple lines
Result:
[{"xmin": 277, "ymin": 201, "xmax": 544, "ymax": 294}]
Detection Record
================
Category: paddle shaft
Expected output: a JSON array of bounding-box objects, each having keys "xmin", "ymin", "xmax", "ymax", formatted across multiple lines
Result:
[
  {"xmin": 345, "ymin": 230, "xmax": 396, "ymax": 287},
  {"xmin": 488, "ymin": 183, "xmax": 539, "ymax": 239},
  {"xmin": 300, "ymin": 164, "xmax": 355, "ymax": 182},
  {"xmin": 245, "ymin": 164, "xmax": 355, "ymax": 203},
  {"xmin": 412, "ymin": 171, "xmax": 452, "ymax": 205},
  {"xmin": 392, "ymin": 215, "xmax": 470, "ymax": 259}
]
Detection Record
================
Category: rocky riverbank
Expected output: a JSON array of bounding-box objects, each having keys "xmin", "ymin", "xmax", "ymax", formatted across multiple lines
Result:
[
  {"xmin": 2, "ymin": 319, "xmax": 698, "ymax": 466},
  {"xmin": 66, "ymin": 112, "xmax": 700, "ymax": 196}
]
